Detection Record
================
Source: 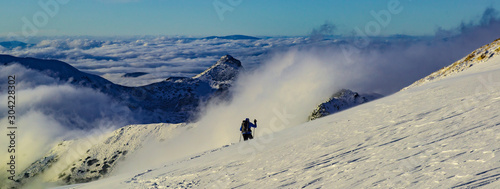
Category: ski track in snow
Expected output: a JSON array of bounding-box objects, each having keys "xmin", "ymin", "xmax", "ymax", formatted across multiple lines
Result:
[{"xmin": 58, "ymin": 57, "xmax": 500, "ymax": 188}]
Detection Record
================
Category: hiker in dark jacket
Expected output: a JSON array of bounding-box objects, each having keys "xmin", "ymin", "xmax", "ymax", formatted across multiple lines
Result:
[{"xmin": 240, "ymin": 118, "xmax": 257, "ymax": 141}]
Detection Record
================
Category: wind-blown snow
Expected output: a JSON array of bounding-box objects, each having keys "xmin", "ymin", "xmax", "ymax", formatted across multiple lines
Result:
[
  {"xmin": 54, "ymin": 42, "xmax": 500, "ymax": 189},
  {"xmin": 0, "ymin": 64, "xmax": 132, "ymax": 186},
  {"xmin": 0, "ymin": 55, "xmax": 238, "ymax": 187}
]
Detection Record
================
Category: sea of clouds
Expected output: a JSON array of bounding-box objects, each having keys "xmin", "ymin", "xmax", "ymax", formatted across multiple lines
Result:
[
  {"xmin": 0, "ymin": 36, "xmax": 308, "ymax": 86},
  {"xmin": 1, "ymin": 9, "xmax": 499, "ymax": 92},
  {"xmin": 1, "ymin": 8, "xmax": 500, "ymax": 186}
]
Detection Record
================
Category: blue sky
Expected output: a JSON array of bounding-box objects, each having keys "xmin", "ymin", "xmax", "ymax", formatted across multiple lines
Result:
[{"xmin": 1, "ymin": 0, "xmax": 499, "ymax": 37}]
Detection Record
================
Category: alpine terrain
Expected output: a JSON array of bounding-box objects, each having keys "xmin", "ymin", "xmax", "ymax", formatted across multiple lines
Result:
[
  {"xmin": 47, "ymin": 39, "xmax": 500, "ymax": 188},
  {"xmin": 2, "ymin": 39, "xmax": 500, "ymax": 188},
  {"xmin": 0, "ymin": 54, "xmax": 243, "ymax": 124}
]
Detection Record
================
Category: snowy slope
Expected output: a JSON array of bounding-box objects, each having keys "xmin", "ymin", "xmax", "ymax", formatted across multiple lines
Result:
[
  {"xmin": 403, "ymin": 38, "xmax": 500, "ymax": 90},
  {"xmin": 6, "ymin": 123, "xmax": 188, "ymax": 188},
  {"xmin": 56, "ymin": 41, "xmax": 500, "ymax": 188},
  {"xmin": 308, "ymin": 89, "xmax": 382, "ymax": 121}
]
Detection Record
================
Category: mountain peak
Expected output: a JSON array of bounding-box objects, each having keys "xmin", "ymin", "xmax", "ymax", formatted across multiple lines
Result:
[
  {"xmin": 193, "ymin": 55, "xmax": 243, "ymax": 88},
  {"xmin": 218, "ymin": 54, "xmax": 242, "ymax": 68}
]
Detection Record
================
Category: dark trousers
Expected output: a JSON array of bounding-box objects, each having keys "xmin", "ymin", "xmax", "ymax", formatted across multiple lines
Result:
[{"xmin": 243, "ymin": 134, "xmax": 253, "ymax": 141}]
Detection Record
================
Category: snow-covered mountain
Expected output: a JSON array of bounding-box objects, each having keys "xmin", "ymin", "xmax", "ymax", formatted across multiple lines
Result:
[
  {"xmin": 0, "ymin": 54, "xmax": 244, "ymax": 124},
  {"xmin": 0, "ymin": 54, "xmax": 245, "ymax": 188},
  {"xmin": 46, "ymin": 39, "xmax": 500, "ymax": 189},
  {"xmin": 403, "ymin": 38, "xmax": 500, "ymax": 90},
  {"xmin": 10, "ymin": 123, "xmax": 186, "ymax": 187},
  {"xmin": 193, "ymin": 55, "xmax": 243, "ymax": 89},
  {"xmin": 308, "ymin": 89, "xmax": 382, "ymax": 121},
  {"xmin": 5, "ymin": 39, "xmax": 500, "ymax": 188}
]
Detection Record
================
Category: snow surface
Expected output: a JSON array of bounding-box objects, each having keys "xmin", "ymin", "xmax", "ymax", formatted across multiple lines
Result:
[
  {"xmin": 4, "ymin": 123, "xmax": 192, "ymax": 188},
  {"xmin": 56, "ymin": 45, "xmax": 500, "ymax": 188}
]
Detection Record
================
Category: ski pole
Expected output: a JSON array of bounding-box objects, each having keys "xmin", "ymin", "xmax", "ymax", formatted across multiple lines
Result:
[
  {"xmin": 254, "ymin": 119, "xmax": 257, "ymax": 138},
  {"xmin": 239, "ymin": 133, "xmax": 242, "ymax": 142}
]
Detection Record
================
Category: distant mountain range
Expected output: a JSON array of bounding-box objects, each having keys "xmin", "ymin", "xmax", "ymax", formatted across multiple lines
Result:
[
  {"xmin": 0, "ymin": 54, "xmax": 244, "ymax": 125},
  {"xmin": 202, "ymin": 35, "xmax": 260, "ymax": 40},
  {"xmin": 122, "ymin": 72, "xmax": 149, "ymax": 78},
  {"xmin": 0, "ymin": 41, "xmax": 32, "ymax": 49}
]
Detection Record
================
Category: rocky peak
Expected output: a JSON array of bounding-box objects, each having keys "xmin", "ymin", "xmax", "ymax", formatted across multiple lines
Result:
[
  {"xmin": 193, "ymin": 55, "xmax": 244, "ymax": 88},
  {"xmin": 308, "ymin": 89, "xmax": 382, "ymax": 121},
  {"xmin": 218, "ymin": 54, "xmax": 242, "ymax": 68}
]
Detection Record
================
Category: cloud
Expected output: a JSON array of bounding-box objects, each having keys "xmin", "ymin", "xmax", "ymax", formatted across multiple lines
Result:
[
  {"xmin": 296, "ymin": 8, "xmax": 500, "ymax": 94},
  {"xmin": 479, "ymin": 7, "xmax": 498, "ymax": 26},
  {"xmin": 4, "ymin": 7, "xmax": 494, "ymax": 90},
  {"xmin": 310, "ymin": 21, "xmax": 337, "ymax": 41},
  {"xmin": 0, "ymin": 64, "xmax": 134, "ymax": 185},
  {"xmin": 0, "ymin": 37, "xmax": 304, "ymax": 86}
]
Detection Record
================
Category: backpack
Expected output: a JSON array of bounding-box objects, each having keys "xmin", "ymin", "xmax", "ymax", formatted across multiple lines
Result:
[{"xmin": 241, "ymin": 120, "xmax": 251, "ymax": 133}]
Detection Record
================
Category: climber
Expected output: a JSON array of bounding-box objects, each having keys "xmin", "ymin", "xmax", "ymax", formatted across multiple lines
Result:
[{"xmin": 240, "ymin": 118, "xmax": 257, "ymax": 141}]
